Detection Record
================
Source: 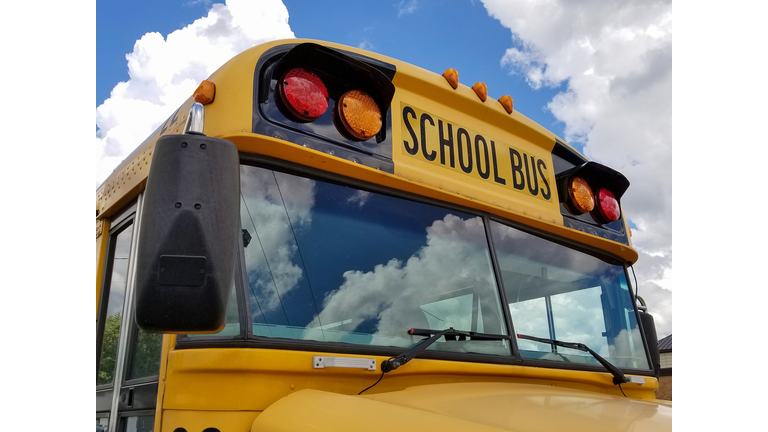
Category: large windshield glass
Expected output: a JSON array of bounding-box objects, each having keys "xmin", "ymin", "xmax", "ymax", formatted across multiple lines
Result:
[
  {"xmin": 239, "ymin": 165, "xmax": 509, "ymax": 356},
  {"xmin": 490, "ymin": 221, "xmax": 650, "ymax": 370},
  {"xmin": 236, "ymin": 164, "xmax": 649, "ymax": 371}
]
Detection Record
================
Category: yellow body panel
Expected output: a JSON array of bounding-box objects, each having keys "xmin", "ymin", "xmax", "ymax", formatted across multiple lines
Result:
[
  {"xmin": 153, "ymin": 334, "xmax": 174, "ymax": 432},
  {"xmin": 251, "ymin": 383, "xmax": 671, "ymax": 432},
  {"xmin": 96, "ymin": 39, "xmax": 655, "ymax": 432},
  {"xmin": 158, "ymin": 347, "xmax": 664, "ymax": 431},
  {"xmin": 95, "ymin": 218, "xmax": 109, "ymax": 314},
  {"xmin": 162, "ymin": 410, "xmax": 258, "ymax": 432},
  {"xmin": 163, "ymin": 348, "xmax": 658, "ymax": 407}
]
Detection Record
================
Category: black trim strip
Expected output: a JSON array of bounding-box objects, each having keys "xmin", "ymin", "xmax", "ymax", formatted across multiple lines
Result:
[{"xmin": 483, "ymin": 214, "xmax": 519, "ymax": 358}]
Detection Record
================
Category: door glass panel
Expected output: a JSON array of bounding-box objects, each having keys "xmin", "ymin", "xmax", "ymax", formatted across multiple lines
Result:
[
  {"xmin": 96, "ymin": 416, "xmax": 109, "ymax": 432},
  {"xmin": 97, "ymin": 222, "xmax": 134, "ymax": 385},
  {"xmin": 126, "ymin": 328, "xmax": 162, "ymax": 381},
  {"xmin": 122, "ymin": 415, "xmax": 154, "ymax": 432}
]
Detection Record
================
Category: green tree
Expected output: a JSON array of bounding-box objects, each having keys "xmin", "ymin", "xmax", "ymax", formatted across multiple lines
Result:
[
  {"xmin": 129, "ymin": 329, "xmax": 162, "ymax": 379},
  {"xmin": 98, "ymin": 312, "xmax": 121, "ymax": 385}
]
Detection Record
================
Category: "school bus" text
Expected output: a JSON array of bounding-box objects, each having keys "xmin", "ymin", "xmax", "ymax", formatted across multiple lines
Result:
[{"xmin": 400, "ymin": 104, "xmax": 552, "ymax": 201}]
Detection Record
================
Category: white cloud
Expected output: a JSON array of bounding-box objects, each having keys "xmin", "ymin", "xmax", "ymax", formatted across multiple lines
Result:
[
  {"xmin": 397, "ymin": 0, "xmax": 418, "ymax": 17},
  {"xmin": 358, "ymin": 39, "xmax": 374, "ymax": 51},
  {"xmin": 482, "ymin": 0, "xmax": 673, "ymax": 339},
  {"xmin": 636, "ymin": 281, "xmax": 672, "ymax": 339},
  {"xmin": 96, "ymin": 0, "xmax": 295, "ymax": 188},
  {"xmin": 303, "ymin": 214, "xmax": 503, "ymax": 344},
  {"xmin": 347, "ymin": 190, "xmax": 372, "ymax": 208}
]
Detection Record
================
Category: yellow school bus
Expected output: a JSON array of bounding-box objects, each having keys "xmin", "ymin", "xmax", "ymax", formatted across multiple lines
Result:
[{"xmin": 96, "ymin": 39, "xmax": 671, "ymax": 432}]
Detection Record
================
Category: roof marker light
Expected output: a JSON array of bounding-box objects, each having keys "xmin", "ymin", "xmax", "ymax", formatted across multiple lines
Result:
[
  {"xmin": 279, "ymin": 68, "xmax": 329, "ymax": 122},
  {"xmin": 193, "ymin": 80, "xmax": 215, "ymax": 105},
  {"xmin": 498, "ymin": 95, "xmax": 514, "ymax": 113},
  {"xmin": 337, "ymin": 90, "xmax": 381, "ymax": 141},
  {"xmin": 442, "ymin": 68, "xmax": 459, "ymax": 89},
  {"xmin": 472, "ymin": 82, "xmax": 487, "ymax": 102}
]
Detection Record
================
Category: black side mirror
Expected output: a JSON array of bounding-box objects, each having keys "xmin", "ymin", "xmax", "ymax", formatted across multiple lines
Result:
[
  {"xmin": 637, "ymin": 296, "xmax": 661, "ymax": 377},
  {"xmin": 134, "ymin": 134, "xmax": 239, "ymax": 333}
]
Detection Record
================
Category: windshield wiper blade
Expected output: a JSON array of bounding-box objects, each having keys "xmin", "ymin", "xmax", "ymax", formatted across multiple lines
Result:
[
  {"xmin": 381, "ymin": 327, "xmax": 511, "ymax": 373},
  {"xmin": 517, "ymin": 333, "xmax": 630, "ymax": 385}
]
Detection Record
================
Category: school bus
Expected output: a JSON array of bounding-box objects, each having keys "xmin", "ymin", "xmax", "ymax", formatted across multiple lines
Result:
[{"xmin": 96, "ymin": 39, "xmax": 671, "ymax": 432}]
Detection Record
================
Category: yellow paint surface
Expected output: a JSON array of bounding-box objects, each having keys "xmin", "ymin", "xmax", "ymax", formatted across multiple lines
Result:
[{"xmin": 252, "ymin": 383, "xmax": 670, "ymax": 432}]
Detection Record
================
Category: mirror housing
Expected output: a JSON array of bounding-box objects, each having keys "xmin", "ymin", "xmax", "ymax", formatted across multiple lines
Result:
[
  {"xmin": 637, "ymin": 297, "xmax": 661, "ymax": 377},
  {"xmin": 135, "ymin": 134, "xmax": 239, "ymax": 333}
]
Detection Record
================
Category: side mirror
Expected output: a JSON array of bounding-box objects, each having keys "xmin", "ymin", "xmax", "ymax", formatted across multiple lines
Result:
[
  {"xmin": 637, "ymin": 296, "xmax": 661, "ymax": 377},
  {"xmin": 135, "ymin": 134, "xmax": 240, "ymax": 333}
]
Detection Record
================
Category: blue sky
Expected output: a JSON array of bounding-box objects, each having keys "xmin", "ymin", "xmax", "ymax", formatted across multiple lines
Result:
[
  {"xmin": 95, "ymin": 0, "xmax": 672, "ymax": 338},
  {"xmin": 97, "ymin": 0, "xmax": 211, "ymax": 106}
]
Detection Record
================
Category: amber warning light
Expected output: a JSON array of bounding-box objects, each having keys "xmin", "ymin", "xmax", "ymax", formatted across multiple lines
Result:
[
  {"xmin": 567, "ymin": 177, "xmax": 595, "ymax": 214},
  {"xmin": 336, "ymin": 90, "xmax": 382, "ymax": 141}
]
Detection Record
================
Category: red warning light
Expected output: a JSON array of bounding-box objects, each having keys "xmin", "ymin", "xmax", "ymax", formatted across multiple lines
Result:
[
  {"xmin": 593, "ymin": 188, "xmax": 621, "ymax": 223},
  {"xmin": 279, "ymin": 68, "xmax": 329, "ymax": 122}
]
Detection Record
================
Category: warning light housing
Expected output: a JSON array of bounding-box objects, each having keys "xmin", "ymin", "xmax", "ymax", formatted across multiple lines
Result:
[
  {"xmin": 255, "ymin": 43, "xmax": 397, "ymax": 172},
  {"xmin": 556, "ymin": 161, "xmax": 629, "ymax": 228},
  {"xmin": 552, "ymin": 143, "xmax": 631, "ymax": 245}
]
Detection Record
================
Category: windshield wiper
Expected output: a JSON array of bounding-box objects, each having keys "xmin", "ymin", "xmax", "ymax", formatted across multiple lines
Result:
[
  {"xmin": 381, "ymin": 327, "xmax": 511, "ymax": 372},
  {"xmin": 517, "ymin": 333, "xmax": 630, "ymax": 385}
]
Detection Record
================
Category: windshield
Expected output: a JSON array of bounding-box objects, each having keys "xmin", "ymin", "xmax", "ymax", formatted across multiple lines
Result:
[
  {"xmin": 234, "ymin": 164, "xmax": 649, "ymax": 370},
  {"xmin": 490, "ymin": 221, "xmax": 649, "ymax": 370},
  {"xmin": 239, "ymin": 165, "xmax": 509, "ymax": 356}
]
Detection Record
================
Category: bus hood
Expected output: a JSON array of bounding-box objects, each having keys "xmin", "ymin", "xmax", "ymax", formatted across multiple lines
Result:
[{"xmin": 251, "ymin": 382, "xmax": 671, "ymax": 432}]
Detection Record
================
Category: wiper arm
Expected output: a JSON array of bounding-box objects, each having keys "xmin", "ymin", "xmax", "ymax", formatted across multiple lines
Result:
[
  {"xmin": 517, "ymin": 333, "xmax": 630, "ymax": 385},
  {"xmin": 381, "ymin": 327, "xmax": 511, "ymax": 373}
]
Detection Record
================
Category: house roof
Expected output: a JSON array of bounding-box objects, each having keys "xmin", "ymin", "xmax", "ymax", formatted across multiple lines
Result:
[{"xmin": 658, "ymin": 334, "xmax": 672, "ymax": 352}]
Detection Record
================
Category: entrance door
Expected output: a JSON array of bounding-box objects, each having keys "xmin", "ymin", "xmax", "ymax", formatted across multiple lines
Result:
[{"xmin": 96, "ymin": 198, "xmax": 163, "ymax": 432}]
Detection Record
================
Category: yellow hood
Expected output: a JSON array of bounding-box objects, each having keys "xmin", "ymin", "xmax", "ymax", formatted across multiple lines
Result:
[{"xmin": 251, "ymin": 382, "xmax": 671, "ymax": 432}]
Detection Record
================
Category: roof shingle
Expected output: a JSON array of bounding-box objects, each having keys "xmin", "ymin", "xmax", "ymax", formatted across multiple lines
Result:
[{"xmin": 658, "ymin": 334, "xmax": 672, "ymax": 351}]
